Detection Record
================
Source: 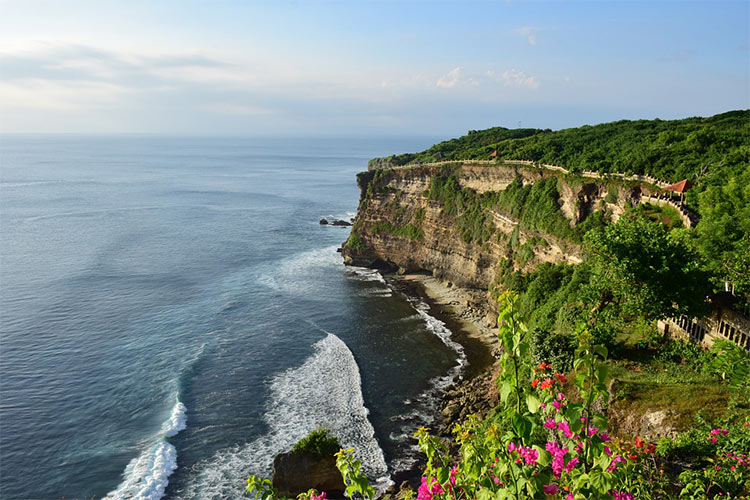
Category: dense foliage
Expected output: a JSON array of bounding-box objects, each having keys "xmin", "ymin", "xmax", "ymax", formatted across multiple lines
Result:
[
  {"xmin": 583, "ymin": 213, "xmax": 712, "ymax": 321},
  {"xmin": 371, "ymin": 110, "xmax": 749, "ymax": 190},
  {"xmin": 695, "ymin": 168, "xmax": 750, "ymax": 304}
]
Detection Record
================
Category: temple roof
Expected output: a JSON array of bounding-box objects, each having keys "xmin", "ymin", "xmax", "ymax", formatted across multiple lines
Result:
[{"xmin": 664, "ymin": 179, "xmax": 693, "ymax": 193}]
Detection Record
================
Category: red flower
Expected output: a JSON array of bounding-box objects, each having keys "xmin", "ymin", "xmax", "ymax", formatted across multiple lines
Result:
[
  {"xmin": 645, "ymin": 444, "xmax": 656, "ymax": 454},
  {"xmin": 540, "ymin": 378, "xmax": 554, "ymax": 390},
  {"xmin": 532, "ymin": 379, "xmax": 540, "ymax": 389},
  {"xmin": 553, "ymin": 373, "xmax": 567, "ymax": 384},
  {"xmin": 538, "ymin": 362, "xmax": 549, "ymax": 371},
  {"xmin": 628, "ymin": 454, "xmax": 638, "ymax": 460},
  {"xmin": 635, "ymin": 436, "xmax": 644, "ymax": 449}
]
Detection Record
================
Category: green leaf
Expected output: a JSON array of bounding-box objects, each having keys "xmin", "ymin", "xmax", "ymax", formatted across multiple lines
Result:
[
  {"xmin": 526, "ymin": 394, "xmax": 542, "ymax": 414},
  {"xmin": 477, "ymin": 488, "xmax": 495, "ymax": 500},
  {"xmin": 436, "ymin": 466, "xmax": 449, "ymax": 484},
  {"xmin": 533, "ymin": 446, "xmax": 551, "ymax": 466},
  {"xmin": 593, "ymin": 345, "xmax": 608, "ymax": 360},
  {"xmin": 500, "ymin": 382, "xmax": 512, "ymax": 402},
  {"xmin": 592, "ymin": 414, "xmax": 608, "ymax": 431}
]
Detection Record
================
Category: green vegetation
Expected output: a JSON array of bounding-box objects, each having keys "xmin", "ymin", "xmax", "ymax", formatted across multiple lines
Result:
[
  {"xmin": 370, "ymin": 110, "xmax": 749, "ymax": 191},
  {"xmin": 371, "ymin": 220, "xmax": 424, "ymax": 240},
  {"xmin": 492, "ymin": 212, "xmax": 713, "ymax": 368},
  {"xmin": 584, "ymin": 213, "xmax": 711, "ymax": 321},
  {"xmin": 636, "ymin": 202, "xmax": 684, "ymax": 230},
  {"xmin": 425, "ymin": 167, "xmax": 587, "ymax": 245},
  {"xmin": 695, "ymin": 169, "xmax": 750, "ymax": 306},
  {"xmin": 291, "ymin": 428, "xmax": 341, "ymax": 459},
  {"xmin": 343, "ymin": 230, "xmax": 368, "ymax": 251}
]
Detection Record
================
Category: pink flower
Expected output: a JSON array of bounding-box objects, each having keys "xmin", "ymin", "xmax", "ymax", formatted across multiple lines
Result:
[
  {"xmin": 508, "ymin": 442, "xmax": 517, "ymax": 452},
  {"xmin": 449, "ymin": 466, "xmax": 458, "ymax": 487},
  {"xmin": 519, "ymin": 446, "xmax": 539, "ymax": 466},
  {"xmin": 601, "ymin": 432, "xmax": 611, "ymax": 442},
  {"xmin": 588, "ymin": 426, "xmax": 599, "ymax": 437},
  {"xmin": 566, "ymin": 494, "xmax": 574, "ymax": 500},
  {"xmin": 311, "ymin": 493, "xmax": 326, "ymax": 500},
  {"xmin": 604, "ymin": 445, "xmax": 612, "ymax": 456},
  {"xmin": 417, "ymin": 478, "xmax": 432, "ymax": 500},
  {"xmin": 565, "ymin": 457, "xmax": 580, "ymax": 473},
  {"xmin": 417, "ymin": 477, "xmax": 443, "ymax": 500},
  {"xmin": 552, "ymin": 454, "xmax": 565, "ymax": 478},
  {"xmin": 543, "ymin": 484, "xmax": 559, "ymax": 495},
  {"xmin": 611, "ymin": 491, "xmax": 634, "ymax": 500},
  {"xmin": 552, "ymin": 400, "xmax": 563, "ymax": 411},
  {"xmin": 607, "ymin": 456, "xmax": 626, "ymax": 472},
  {"xmin": 544, "ymin": 418, "xmax": 557, "ymax": 429},
  {"xmin": 557, "ymin": 421, "xmax": 573, "ymax": 438}
]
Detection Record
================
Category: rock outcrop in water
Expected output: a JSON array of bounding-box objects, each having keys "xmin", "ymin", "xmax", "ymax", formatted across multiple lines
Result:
[{"xmin": 271, "ymin": 450, "xmax": 345, "ymax": 497}]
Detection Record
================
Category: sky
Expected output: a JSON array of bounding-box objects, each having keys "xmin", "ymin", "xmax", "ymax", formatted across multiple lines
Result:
[{"xmin": 0, "ymin": 0, "xmax": 748, "ymax": 136}]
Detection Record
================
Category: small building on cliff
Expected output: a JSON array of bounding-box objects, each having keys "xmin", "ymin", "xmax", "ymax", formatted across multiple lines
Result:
[{"xmin": 658, "ymin": 292, "xmax": 750, "ymax": 351}]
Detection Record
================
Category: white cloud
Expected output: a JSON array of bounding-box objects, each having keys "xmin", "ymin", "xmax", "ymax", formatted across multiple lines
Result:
[
  {"xmin": 514, "ymin": 27, "xmax": 538, "ymax": 46},
  {"xmin": 500, "ymin": 69, "xmax": 540, "ymax": 89},
  {"xmin": 436, "ymin": 66, "xmax": 462, "ymax": 88}
]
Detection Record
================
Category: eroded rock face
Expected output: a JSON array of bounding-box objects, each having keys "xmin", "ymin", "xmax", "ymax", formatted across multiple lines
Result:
[
  {"xmin": 342, "ymin": 164, "xmax": 619, "ymax": 289},
  {"xmin": 271, "ymin": 451, "xmax": 345, "ymax": 497}
]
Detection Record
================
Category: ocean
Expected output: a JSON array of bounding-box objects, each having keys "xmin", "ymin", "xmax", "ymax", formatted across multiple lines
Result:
[{"xmin": 0, "ymin": 135, "xmax": 466, "ymax": 500}]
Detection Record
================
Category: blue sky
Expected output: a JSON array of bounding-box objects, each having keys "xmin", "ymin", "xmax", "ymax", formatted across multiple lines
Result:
[{"xmin": 1, "ymin": 0, "xmax": 748, "ymax": 136}]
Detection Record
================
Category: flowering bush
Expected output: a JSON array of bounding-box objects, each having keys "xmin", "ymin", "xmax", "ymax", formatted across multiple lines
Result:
[
  {"xmin": 676, "ymin": 421, "xmax": 750, "ymax": 499},
  {"xmin": 409, "ymin": 292, "xmax": 641, "ymax": 499}
]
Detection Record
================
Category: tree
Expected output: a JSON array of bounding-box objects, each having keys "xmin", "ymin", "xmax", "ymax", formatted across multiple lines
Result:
[
  {"xmin": 696, "ymin": 170, "xmax": 750, "ymax": 303},
  {"xmin": 583, "ymin": 212, "xmax": 711, "ymax": 321}
]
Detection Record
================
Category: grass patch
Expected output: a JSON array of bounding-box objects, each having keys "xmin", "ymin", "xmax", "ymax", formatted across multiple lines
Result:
[{"xmin": 636, "ymin": 202, "xmax": 684, "ymax": 229}]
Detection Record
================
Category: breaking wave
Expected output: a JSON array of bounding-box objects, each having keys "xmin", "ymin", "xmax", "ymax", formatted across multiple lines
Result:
[
  {"xmin": 175, "ymin": 332, "xmax": 390, "ymax": 499},
  {"xmin": 103, "ymin": 399, "xmax": 187, "ymax": 500}
]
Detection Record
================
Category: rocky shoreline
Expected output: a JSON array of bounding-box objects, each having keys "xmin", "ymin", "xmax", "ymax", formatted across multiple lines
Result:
[{"xmin": 383, "ymin": 273, "xmax": 501, "ymax": 488}]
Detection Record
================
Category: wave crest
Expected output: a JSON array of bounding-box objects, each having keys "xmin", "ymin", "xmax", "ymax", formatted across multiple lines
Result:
[{"xmin": 103, "ymin": 399, "xmax": 187, "ymax": 500}]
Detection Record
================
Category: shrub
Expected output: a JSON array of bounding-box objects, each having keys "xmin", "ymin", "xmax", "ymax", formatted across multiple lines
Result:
[
  {"xmin": 530, "ymin": 327, "xmax": 577, "ymax": 372},
  {"xmin": 292, "ymin": 428, "xmax": 341, "ymax": 459}
]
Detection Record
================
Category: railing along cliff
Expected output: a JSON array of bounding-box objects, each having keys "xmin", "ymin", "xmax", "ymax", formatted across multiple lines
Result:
[{"xmin": 372, "ymin": 158, "xmax": 671, "ymax": 189}]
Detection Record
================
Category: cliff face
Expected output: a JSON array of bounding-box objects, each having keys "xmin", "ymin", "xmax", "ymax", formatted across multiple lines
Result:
[{"xmin": 342, "ymin": 163, "xmax": 644, "ymax": 290}]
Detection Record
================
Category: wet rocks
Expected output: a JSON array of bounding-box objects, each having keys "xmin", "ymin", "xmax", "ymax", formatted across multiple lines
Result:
[{"xmin": 438, "ymin": 366, "xmax": 499, "ymax": 433}]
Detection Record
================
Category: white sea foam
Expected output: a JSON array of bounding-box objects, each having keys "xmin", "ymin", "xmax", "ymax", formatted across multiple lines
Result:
[
  {"xmin": 104, "ymin": 399, "xmax": 187, "ymax": 500},
  {"xmin": 258, "ymin": 246, "xmax": 341, "ymax": 295},
  {"xmin": 412, "ymin": 299, "xmax": 467, "ymax": 388},
  {"xmin": 345, "ymin": 266, "xmax": 387, "ymax": 284},
  {"xmin": 163, "ymin": 401, "xmax": 188, "ymax": 438},
  {"xmin": 387, "ymin": 297, "xmax": 468, "ymax": 473},
  {"xmin": 175, "ymin": 333, "xmax": 391, "ymax": 500}
]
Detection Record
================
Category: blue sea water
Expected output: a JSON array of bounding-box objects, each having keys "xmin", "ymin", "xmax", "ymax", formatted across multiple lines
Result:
[{"xmin": 0, "ymin": 136, "xmax": 465, "ymax": 500}]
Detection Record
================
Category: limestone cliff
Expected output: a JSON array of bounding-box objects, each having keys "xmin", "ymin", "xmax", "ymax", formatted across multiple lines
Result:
[{"xmin": 342, "ymin": 162, "xmax": 650, "ymax": 290}]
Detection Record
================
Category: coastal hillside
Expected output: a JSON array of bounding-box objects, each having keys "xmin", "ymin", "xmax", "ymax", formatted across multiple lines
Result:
[
  {"xmin": 345, "ymin": 111, "xmax": 749, "ymax": 311},
  {"xmin": 336, "ymin": 111, "xmax": 750, "ymax": 499}
]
